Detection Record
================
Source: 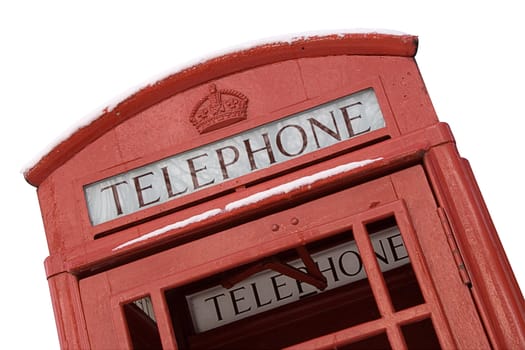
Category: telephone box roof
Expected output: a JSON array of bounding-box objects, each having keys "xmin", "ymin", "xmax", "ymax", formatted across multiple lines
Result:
[{"xmin": 23, "ymin": 32, "xmax": 418, "ymax": 186}]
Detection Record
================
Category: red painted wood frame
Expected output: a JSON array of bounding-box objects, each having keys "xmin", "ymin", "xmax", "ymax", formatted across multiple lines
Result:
[{"xmin": 79, "ymin": 166, "xmax": 491, "ymax": 349}]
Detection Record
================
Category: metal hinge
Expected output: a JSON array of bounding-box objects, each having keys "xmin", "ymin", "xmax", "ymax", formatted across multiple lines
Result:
[{"xmin": 437, "ymin": 207, "xmax": 472, "ymax": 286}]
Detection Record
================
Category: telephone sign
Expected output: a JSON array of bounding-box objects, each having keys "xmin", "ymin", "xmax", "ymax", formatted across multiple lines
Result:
[{"xmin": 85, "ymin": 88, "xmax": 384, "ymax": 225}]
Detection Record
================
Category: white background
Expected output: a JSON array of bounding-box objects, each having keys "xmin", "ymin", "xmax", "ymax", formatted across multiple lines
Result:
[{"xmin": 1, "ymin": 1, "xmax": 523, "ymax": 348}]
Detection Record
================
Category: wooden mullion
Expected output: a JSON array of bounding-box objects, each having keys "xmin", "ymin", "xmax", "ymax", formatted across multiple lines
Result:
[
  {"xmin": 355, "ymin": 200, "xmax": 458, "ymax": 348},
  {"xmin": 386, "ymin": 325, "xmax": 408, "ymax": 350},
  {"xmin": 283, "ymin": 303, "xmax": 432, "ymax": 349},
  {"xmin": 353, "ymin": 222, "xmax": 395, "ymax": 317},
  {"xmin": 150, "ymin": 289, "xmax": 179, "ymax": 350},
  {"xmin": 394, "ymin": 203, "xmax": 457, "ymax": 349},
  {"xmin": 353, "ymin": 221, "xmax": 410, "ymax": 348}
]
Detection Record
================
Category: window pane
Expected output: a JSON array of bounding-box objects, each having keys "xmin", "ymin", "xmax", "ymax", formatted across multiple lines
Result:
[
  {"xmin": 165, "ymin": 230, "xmax": 382, "ymax": 349},
  {"xmin": 366, "ymin": 217, "xmax": 425, "ymax": 311},
  {"xmin": 123, "ymin": 296, "xmax": 162, "ymax": 350},
  {"xmin": 402, "ymin": 318, "xmax": 441, "ymax": 349}
]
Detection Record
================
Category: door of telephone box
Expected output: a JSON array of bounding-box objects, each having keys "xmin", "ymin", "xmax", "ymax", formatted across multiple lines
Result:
[{"xmin": 79, "ymin": 165, "xmax": 490, "ymax": 349}]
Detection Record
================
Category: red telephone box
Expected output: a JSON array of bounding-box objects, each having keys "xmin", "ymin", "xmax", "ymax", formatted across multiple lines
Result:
[{"xmin": 25, "ymin": 33, "xmax": 525, "ymax": 349}]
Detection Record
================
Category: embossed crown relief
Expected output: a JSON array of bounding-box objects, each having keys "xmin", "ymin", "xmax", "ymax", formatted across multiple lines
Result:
[{"xmin": 189, "ymin": 84, "xmax": 249, "ymax": 134}]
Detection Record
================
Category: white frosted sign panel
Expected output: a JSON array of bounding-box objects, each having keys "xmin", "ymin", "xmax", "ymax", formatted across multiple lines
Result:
[{"xmin": 84, "ymin": 88, "xmax": 385, "ymax": 225}]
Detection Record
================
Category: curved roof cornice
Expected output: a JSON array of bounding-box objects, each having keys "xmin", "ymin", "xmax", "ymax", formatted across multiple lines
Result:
[{"xmin": 24, "ymin": 32, "xmax": 418, "ymax": 186}]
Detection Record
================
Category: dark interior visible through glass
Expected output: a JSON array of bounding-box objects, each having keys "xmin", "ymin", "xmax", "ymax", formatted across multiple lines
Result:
[
  {"xmin": 164, "ymin": 228, "xmax": 393, "ymax": 349},
  {"xmin": 402, "ymin": 318, "xmax": 442, "ymax": 349},
  {"xmin": 123, "ymin": 296, "xmax": 162, "ymax": 350},
  {"xmin": 339, "ymin": 332, "xmax": 392, "ymax": 350}
]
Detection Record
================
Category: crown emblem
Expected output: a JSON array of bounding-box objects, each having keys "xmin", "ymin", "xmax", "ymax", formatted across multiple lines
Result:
[{"xmin": 189, "ymin": 84, "xmax": 249, "ymax": 134}]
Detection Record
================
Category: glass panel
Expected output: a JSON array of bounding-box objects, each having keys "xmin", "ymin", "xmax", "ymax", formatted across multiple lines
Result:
[
  {"xmin": 401, "ymin": 318, "xmax": 441, "ymax": 349},
  {"xmin": 366, "ymin": 217, "xmax": 425, "ymax": 311},
  {"xmin": 339, "ymin": 332, "xmax": 391, "ymax": 350},
  {"xmin": 123, "ymin": 296, "xmax": 162, "ymax": 350},
  {"xmin": 165, "ymin": 230, "xmax": 382, "ymax": 349}
]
